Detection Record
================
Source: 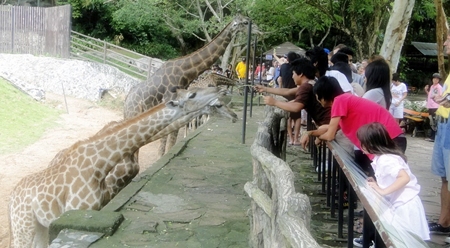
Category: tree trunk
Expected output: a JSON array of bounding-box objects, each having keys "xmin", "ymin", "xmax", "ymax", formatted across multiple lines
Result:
[
  {"xmin": 379, "ymin": 0, "xmax": 415, "ymax": 73},
  {"xmin": 435, "ymin": 0, "xmax": 449, "ymax": 79}
]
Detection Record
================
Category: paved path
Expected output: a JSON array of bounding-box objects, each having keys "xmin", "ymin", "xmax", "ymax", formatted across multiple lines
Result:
[{"xmin": 51, "ymin": 104, "xmax": 448, "ymax": 247}]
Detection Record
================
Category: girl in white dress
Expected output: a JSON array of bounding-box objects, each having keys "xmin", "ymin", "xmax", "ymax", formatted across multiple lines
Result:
[{"xmin": 353, "ymin": 122, "xmax": 430, "ymax": 246}]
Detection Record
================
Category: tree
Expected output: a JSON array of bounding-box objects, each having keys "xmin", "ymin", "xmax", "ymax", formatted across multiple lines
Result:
[
  {"xmin": 379, "ymin": 0, "xmax": 415, "ymax": 73},
  {"xmin": 302, "ymin": 0, "xmax": 391, "ymax": 60},
  {"xmin": 434, "ymin": 0, "xmax": 449, "ymax": 78}
]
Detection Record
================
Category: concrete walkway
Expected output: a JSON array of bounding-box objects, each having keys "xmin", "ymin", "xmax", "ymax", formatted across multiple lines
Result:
[{"xmin": 50, "ymin": 103, "xmax": 448, "ymax": 247}]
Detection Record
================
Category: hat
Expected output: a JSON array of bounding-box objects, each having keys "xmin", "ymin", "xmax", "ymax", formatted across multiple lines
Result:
[{"xmin": 432, "ymin": 73, "xmax": 441, "ymax": 79}]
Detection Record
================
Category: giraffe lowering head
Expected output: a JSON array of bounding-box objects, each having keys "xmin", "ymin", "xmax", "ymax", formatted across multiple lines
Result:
[
  {"xmin": 8, "ymin": 87, "xmax": 235, "ymax": 248},
  {"xmin": 122, "ymin": 15, "xmax": 255, "ymax": 158}
]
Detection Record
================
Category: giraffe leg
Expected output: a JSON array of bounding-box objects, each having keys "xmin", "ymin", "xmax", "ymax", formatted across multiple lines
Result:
[
  {"xmin": 32, "ymin": 221, "xmax": 49, "ymax": 248},
  {"xmin": 165, "ymin": 130, "xmax": 179, "ymax": 153},
  {"xmin": 104, "ymin": 156, "xmax": 139, "ymax": 205},
  {"xmin": 158, "ymin": 136, "xmax": 168, "ymax": 158},
  {"xmin": 9, "ymin": 201, "xmax": 35, "ymax": 248}
]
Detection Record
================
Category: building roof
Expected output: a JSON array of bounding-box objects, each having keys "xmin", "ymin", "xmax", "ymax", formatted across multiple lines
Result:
[
  {"xmin": 262, "ymin": 41, "xmax": 305, "ymax": 57},
  {"xmin": 410, "ymin": 42, "xmax": 447, "ymax": 57}
]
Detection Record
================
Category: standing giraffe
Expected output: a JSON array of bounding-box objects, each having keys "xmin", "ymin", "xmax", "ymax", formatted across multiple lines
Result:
[
  {"xmin": 8, "ymin": 87, "xmax": 235, "ymax": 248},
  {"xmin": 123, "ymin": 15, "xmax": 252, "ymax": 158}
]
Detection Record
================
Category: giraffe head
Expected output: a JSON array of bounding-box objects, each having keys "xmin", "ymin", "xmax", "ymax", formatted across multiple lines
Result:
[
  {"xmin": 169, "ymin": 87, "xmax": 233, "ymax": 118},
  {"xmin": 229, "ymin": 14, "xmax": 261, "ymax": 37}
]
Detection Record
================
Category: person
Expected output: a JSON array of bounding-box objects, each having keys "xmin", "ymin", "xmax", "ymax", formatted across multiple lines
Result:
[
  {"xmin": 355, "ymin": 58, "xmax": 393, "ymax": 176},
  {"xmin": 429, "ymin": 32, "xmax": 450, "ymax": 243},
  {"xmin": 254, "ymin": 58, "xmax": 331, "ymax": 146},
  {"xmin": 272, "ymin": 61, "xmax": 281, "ymax": 88},
  {"xmin": 265, "ymin": 61, "xmax": 275, "ymax": 83},
  {"xmin": 352, "ymin": 123, "xmax": 430, "ymax": 247},
  {"xmin": 324, "ymin": 53, "xmax": 354, "ymax": 95},
  {"xmin": 235, "ymin": 58, "xmax": 247, "ymax": 80},
  {"xmin": 389, "ymin": 73, "xmax": 408, "ymax": 125},
  {"xmin": 278, "ymin": 51, "xmax": 301, "ymax": 145},
  {"xmin": 424, "ymin": 73, "xmax": 443, "ymax": 142},
  {"xmin": 225, "ymin": 63, "xmax": 233, "ymax": 79},
  {"xmin": 336, "ymin": 47, "xmax": 365, "ymax": 88},
  {"xmin": 300, "ymin": 76, "xmax": 405, "ymax": 154}
]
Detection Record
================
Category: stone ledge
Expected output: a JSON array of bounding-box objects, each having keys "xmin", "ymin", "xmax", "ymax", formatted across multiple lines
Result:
[{"xmin": 49, "ymin": 210, "xmax": 124, "ymax": 243}]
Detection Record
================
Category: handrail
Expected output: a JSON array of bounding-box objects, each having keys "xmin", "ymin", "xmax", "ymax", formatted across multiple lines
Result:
[{"xmin": 245, "ymin": 98, "xmax": 321, "ymax": 248}]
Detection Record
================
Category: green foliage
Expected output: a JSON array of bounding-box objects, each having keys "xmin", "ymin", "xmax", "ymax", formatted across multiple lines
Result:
[
  {"xmin": 123, "ymin": 42, "xmax": 179, "ymax": 60},
  {"xmin": 0, "ymin": 79, "xmax": 60, "ymax": 155}
]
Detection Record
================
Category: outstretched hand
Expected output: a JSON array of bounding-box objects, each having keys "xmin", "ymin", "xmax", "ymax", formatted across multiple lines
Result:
[{"xmin": 254, "ymin": 85, "xmax": 265, "ymax": 93}]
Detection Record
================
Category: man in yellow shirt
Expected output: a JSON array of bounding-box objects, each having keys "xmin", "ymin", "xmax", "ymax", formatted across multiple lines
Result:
[
  {"xmin": 430, "ymin": 33, "xmax": 450, "ymax": 243},
  {"xmin": 235, "ymin": 58, "xmax": 247, "ymax": 80}
]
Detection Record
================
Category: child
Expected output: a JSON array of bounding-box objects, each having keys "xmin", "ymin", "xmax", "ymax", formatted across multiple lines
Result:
[{"xmin": 353, "ymin": 122, "xmax": 430, "ymax": 247}]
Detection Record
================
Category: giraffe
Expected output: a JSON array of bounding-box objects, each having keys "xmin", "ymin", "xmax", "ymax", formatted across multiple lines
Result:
[
  {"xmin": 102, "ymin": 87, "xmax": 238, "ymax": 203},
  {"xmin": 123, "ymin": 14, "xmax": 252, "ymax": 158},
  {"xmin": 8, "ymin": 87, "xmax": 235, "ymax": 248}
]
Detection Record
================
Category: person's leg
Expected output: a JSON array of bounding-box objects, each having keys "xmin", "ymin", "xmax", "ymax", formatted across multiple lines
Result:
[
  {"xmin": 287, "ymin": 117, "xmax": 294, "ymax": 145},
  {"xmin": 293, "ymin": 118, "xmax": 302, "ymax": 144},
  {"xmin": 354, "ymin": 149, "xmax": 374, "ymax": 177},
  {"xmin": 440, "ymin": 178, "xmax": 450, "ymax": 227},
  {"xmin": 431, "ymin": 119, "xmax": 450, "ymax": 230}
]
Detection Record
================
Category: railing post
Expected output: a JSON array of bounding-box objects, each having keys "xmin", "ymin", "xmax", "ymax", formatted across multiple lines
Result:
[
  {"xmin": 147, "ymin": 58, "xmax": 153, "ymax": 79},
  {"xmin": 103, "ymin": 41, "xmax": 107, "ymax": 64}
]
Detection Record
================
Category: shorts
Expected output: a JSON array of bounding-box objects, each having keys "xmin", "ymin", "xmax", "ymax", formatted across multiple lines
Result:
[
  {"xmin": 389, "ymin": 104, "xmax": 404, "ymax": 119},
  {"xmin": 431, "ymin": 117, "xmax": 450, "ymax": 180}
]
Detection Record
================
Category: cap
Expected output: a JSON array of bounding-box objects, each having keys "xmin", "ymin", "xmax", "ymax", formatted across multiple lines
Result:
[{"xmin": 432, "ymin": 73, "xmax": 441, "ymax": 79}]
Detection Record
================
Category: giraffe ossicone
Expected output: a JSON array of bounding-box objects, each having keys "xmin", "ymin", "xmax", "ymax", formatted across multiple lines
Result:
[{"xmin": 8, "ymin": 87, "xmax": 236, "ymax": 248}]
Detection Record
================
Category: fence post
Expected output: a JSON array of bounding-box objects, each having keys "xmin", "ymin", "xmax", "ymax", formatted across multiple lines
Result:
[
  {"xmin": 147, "ymin": 58, "xmax": 153, "ymax": 79},
  {"xmin": 103, "ymin": 41, "xmax": 107, "ymax": 64},
  {"xmin": 11, "ymin": 6, "xmax": 14, "ymax": 53}
]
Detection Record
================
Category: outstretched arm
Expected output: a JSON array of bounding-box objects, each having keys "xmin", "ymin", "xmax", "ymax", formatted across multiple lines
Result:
[
  {"xmin": 263, "ymin": 97, "xmax": 304, "ymax": 113},
  {"xmin": 254, "ymin": 85, "xmax": 297, "ymax": 97},
  {"xmin": 367, "ymin": 169, "xmax": 410, "ymax": 195}
]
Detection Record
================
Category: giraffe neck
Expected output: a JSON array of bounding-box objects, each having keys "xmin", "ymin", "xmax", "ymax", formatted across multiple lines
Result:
[
  {"xmin": 68, "ymin": 103, "xmax": 180, "ymax": 172},
  {"xmin": 168, "ymin": 21, "xmax": 235, "ymax": 86}
]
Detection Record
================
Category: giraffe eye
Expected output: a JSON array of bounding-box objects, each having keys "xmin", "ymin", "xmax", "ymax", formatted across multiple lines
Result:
[{"xmin": 188, "ymin": 92, "xmax": 196, "ymax": 99}]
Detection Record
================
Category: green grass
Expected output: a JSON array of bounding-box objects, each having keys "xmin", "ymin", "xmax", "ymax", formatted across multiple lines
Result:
[{"xmin": 0, "ymin": 78, "xmax": 61, "ymax": 155}]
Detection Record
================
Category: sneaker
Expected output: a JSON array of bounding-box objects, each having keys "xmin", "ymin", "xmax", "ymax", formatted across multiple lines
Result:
[
  {"xmin": 425, "ymin": 138, "xmax": 434, "ymax": 142},
  {"xmin": 429, "ymin": 222, "xmax": 450, "ymax": 234},
  {"xmin": 353, "ymin": 236, "xmax": 374, "ymax": 248},
  {"xmin": 353, "ymin": 236, "xmax": 363, "ymax": 247},
  {"xmin": 445, "ymin": 235, "xmax": 450, "ymax": 243}
]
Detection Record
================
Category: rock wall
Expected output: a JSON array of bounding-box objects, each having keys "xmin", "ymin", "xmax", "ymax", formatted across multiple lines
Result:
[{"xmin": 0, "ymin": 54, "xmax": 140, "ymax": 101}]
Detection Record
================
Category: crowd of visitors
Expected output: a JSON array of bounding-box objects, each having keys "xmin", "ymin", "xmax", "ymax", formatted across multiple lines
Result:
[{"xmin": 241, "ymin": 33, "xmax": 450, "ymax": 246}]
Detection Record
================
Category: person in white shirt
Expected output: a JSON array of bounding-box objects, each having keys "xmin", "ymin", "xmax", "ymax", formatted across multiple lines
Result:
[
  {"xmin": 389, "ymin": 73, "xmax": 408, "ymax": 124},
  {"xmin": 353, "ymin": 122, "xmax": 429, "ymax": 247}
]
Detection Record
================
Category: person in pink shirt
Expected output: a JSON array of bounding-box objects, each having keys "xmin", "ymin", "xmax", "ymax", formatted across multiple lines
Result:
[
  {"xmin": 300, "ymin": 76, "xmax": 406, "ymax": 175},
  {"xmin": 424, "ymin": 73, "xmax": 443, "ymax": 142}
]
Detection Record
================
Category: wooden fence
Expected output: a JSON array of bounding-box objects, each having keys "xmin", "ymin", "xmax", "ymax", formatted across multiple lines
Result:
[
  {"xmin": 245, "ymin": 99, "xmax": 321, "ymax": 248},
  {"xmin": 70, "ymin": 31, "xmax": 164, "ymax": 80},
  {"xmin": 0, "ymin": 5, "xmax": 71, "ymax": 57}
]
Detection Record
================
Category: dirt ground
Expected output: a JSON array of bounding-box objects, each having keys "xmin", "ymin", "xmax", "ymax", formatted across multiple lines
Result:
[{"xmin": 0, "ymin": 93, "xmax": 161, "ymax": 247}]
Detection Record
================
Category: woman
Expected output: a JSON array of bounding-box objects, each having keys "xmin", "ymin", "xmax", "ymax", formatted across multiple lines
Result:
[
  {"xmin": 389, "ymin": 73, "xmax": 408, "ymax": 125},
  {"xmin": 356, "ymin": 58, "xmax": 394, "ymax": 176}
]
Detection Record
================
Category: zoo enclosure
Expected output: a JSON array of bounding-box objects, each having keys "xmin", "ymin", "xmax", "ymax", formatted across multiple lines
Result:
[{"xmin": 0, "ymin": 5, "xmax": 163, "ymax": 81}]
